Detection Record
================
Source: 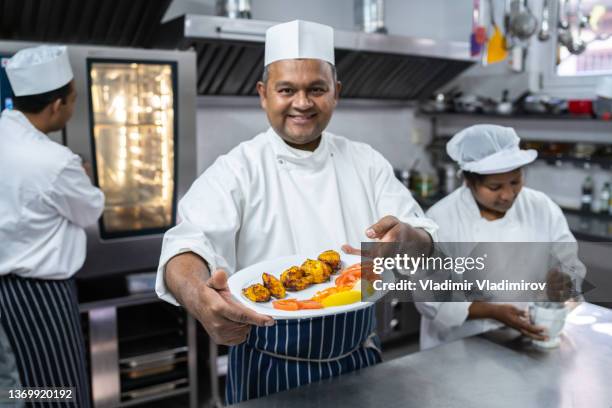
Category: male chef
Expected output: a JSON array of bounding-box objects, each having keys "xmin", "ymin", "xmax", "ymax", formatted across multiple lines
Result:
[
  {"xmin": 0, "ymin": 45, "xmax": 104, "ymax": 408},
  {"xmin": 156, "ymin": 20, "xmax": 437, "ymax": 403}
]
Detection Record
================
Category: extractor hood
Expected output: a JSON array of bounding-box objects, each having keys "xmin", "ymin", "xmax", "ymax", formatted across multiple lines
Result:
[{"xmin": 153, "ymin": 14, "xmax": 475, "ymax": 100}]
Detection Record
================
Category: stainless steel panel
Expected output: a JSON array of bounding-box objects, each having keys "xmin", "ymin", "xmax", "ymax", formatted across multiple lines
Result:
[
  {"xmin": 186, "ymin": 315, "xmax": 198, "ymax": 408},
  {"xmin": 232, "ymin": 303, "xmax": 612, "ymax": 408},
  {"xmin": 181, "ymin": 14, "xmax": 473, "ymax": 61},
  {"xmin": 89, "ymin": 307, "xmax": 120, "ymax": 408}
]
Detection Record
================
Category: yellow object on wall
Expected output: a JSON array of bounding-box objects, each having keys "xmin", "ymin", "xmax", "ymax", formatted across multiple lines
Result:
[{"xmin": 486, "ymin": 25, "xmax": 508, "ymax": 64}]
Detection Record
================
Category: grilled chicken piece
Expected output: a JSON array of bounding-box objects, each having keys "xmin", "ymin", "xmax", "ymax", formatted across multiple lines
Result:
[
  {"xmin": 318, "ymin": 250, "xmax": 341, "ymax": 271},
  {"xmin": 262, "ymin": 272, "xmax": 286, "ymax": 299},
  {"xmin": 280, "ymin": 266, "xmax": 311, "ymax": 291},
  {"xmin": 242, "ymin": 283, "xmax": 271, "ymax": 302},
  {"xmin": 301, "ymin": 259, "xmax": 332, "ymax": 284}
]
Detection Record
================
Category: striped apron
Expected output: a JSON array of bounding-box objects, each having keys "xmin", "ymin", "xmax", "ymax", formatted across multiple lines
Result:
[
  {"xmin": 226, "ymin": 306, "xmax": 381, "ymax": 404},
  {"xmin": 0, "ymin": 275, "xmax": 91, "ymax": 408}
]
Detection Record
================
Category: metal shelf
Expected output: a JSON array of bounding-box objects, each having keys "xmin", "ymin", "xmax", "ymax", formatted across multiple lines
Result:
[
  {"xmin": 119, "ymin": 346, "xmax": 188, "ymax": 367},
  {"xmin": 216, "ymin": 355, "xmax": 228, "ymax": 377},
  {"xmin": 423, "ymin": 111, "xmax": 612, "ymax": 144},
  {"xmin": 420, "ymin": 110, "xmax": 603, "ymax": 121},
  {"xmin": 537, "ymin": 154, "xmax": 612, "ymax": 170},
  {"xmin": 119, "ymin": 385, "xmax": 189, "ymax": 408}
]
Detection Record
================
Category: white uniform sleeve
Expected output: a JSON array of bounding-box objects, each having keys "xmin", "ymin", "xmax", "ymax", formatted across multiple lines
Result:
[
  {"xmin": 43, "ymin": 155, "xmax": 104, "ymax": 228},
  {"xmin": 414, "ymin": 202, "xmax": 470, "ymax": 338},
  {"xmin": 415, "ymin": 301, "xmax": 472, "ymax": 332},
  {"xmin": 371, "ymin": 149, "xmax": 438, "ymax": 239},
  {"xmin": 156, "ymin": 158, "xmax": 244, "ymax": 305}
]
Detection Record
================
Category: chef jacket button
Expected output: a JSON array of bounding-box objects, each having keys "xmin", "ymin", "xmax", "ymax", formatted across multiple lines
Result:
[
  {"xmin": 278, "ymin": 159, "xmax": 284, "ymax": 164},
  {"xmin": 330, "ymin": 152, "xmax": 334, "ymax": 157}
]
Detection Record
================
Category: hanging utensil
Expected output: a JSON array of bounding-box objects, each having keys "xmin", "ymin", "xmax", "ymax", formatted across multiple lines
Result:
[
  {"xmin": 471, "ymin": 0, "xmax": 487, "ymax": 56},
  {"xmin": 538, "ymin": 0, "xmax": 551, "ymax": 41},
  {"xmin": 486, "ymin": 0, "xmax": 509, "ymax": 64},
  {"xmin": 557, "ymin": 0, "xmax": 588, "ymax": 55},
  {"xmin": 570, "ymin": 0, "xmax": 587, "ymax": 54},
  {"xmin": 509, "ymin": 0, "xmax": 538, "ymax": 41},
  {"xmin": 558, "ymin": 0, "xmax": 569, "ymax": 29}
]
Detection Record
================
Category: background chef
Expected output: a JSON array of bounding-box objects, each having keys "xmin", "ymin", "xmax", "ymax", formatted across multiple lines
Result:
[
  {"xmin": 0, "ymin": 45, "xmax": 104, "ymax": 408},
  {"xmin": 416, "ymin": 125, "xmax": 584, "ymax": 350},
  {"xmin": 156, "ymin": 20, "xmax": 437, "ymax": 403}
]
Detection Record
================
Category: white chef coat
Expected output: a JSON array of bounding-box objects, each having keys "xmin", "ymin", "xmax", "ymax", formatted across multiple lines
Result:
[
  {"xmin": 0, "ymin": 109, "xmax": 104, "ymax": 280},
  {"xmin": 416, "ymin": 185, "xmax": 585, "ymax": 350},
  {"xmin": 156, "ymin": 127, "xmax": 438, "ymax": 304}
]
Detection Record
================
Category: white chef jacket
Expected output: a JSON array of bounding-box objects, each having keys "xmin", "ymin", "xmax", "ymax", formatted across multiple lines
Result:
[
  {"xmin": 156, "ymin": 127, "xmax": 438, "ymax": 304},
  {"xmin": 0, "ymin": 109, "xmax": 104, "ymax": 280},
  {"xmin": 416, "ymin": 185, "xmax": 585, "ymax": 350}
]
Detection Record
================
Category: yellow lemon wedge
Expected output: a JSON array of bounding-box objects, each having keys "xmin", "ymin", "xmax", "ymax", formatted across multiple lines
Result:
[{"xmin": 321, "ymin": 290, "xmax": 362, "ymax": 308}]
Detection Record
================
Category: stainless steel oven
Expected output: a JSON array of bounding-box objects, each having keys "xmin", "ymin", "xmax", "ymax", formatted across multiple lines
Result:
[{"xmin": 0, "ymin": 41, "xmax": 197, "ymax": 277}]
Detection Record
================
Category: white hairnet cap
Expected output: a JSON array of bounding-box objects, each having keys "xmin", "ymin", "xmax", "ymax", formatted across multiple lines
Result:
[
  {"xmin": 6, "ymin": 45, "xmax": 73, "ymax": 96},
  {"xmin": 265, "ymin": 20, "xmax": 334, "ymax": 66},
  {"xmin": 447, "ymin": 124, "xmax": 537, "ymax": 174}
]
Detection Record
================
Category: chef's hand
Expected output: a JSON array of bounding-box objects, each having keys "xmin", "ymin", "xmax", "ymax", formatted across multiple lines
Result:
[
  {"xmin": 365, "ymin": 215, "xmax": 431, "ymax": 244},
  {"xmin": 199, "ymin": 269, "xmax": 275, "ymax": 345},
  {"xmin": 342, "ymin": 215, "xmax": 432, "ymax": 256},
  {"xmin": 491, "ymin": 304, "xmax": 548, "ymax": 341},
  {"xmin": 165, "ymin": 253, "xmax": 274, "ymax": 346}
]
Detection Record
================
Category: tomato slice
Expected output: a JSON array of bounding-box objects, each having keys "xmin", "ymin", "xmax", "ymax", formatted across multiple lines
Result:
[
  {"xmin": 297, "ymin": 300, "xmax": 323, "ymax": 309},
  {"xmin": 272, "ymin": 299, "xmax": 299, "ymax": 311},
  {"xmin": 335, "ymin": 265, "xmax": 361, "ymax": 286},
  {"xmin": 311, "ymin": 287, "xmax": 339, "ymax": 302},
  {"xmin": 335, "ymin": 275, "xmax": 358, "ymax": 287}
]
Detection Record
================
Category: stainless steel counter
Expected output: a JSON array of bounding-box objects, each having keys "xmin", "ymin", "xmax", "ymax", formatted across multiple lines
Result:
[{"xmin": 233, "ymin": 303, "xmax": 612, "ymax": 408}]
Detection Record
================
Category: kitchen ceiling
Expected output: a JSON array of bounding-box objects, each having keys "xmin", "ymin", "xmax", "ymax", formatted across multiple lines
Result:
[{"xmin": 0, "ymin": 0, "xmax": 171, "ymax": 47}]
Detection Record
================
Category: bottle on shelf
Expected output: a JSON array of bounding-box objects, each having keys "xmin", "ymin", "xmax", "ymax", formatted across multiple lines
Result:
[
  {"xmin": 602, "ymin": 181, "xmax": 612, "ymax": 214},
  {"xmin": 581, "ymin": 176, "xmax": 594, "ymax": 212}
]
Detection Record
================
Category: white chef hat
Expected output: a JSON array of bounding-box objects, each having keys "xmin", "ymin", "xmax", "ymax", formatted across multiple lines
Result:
[
  {"xmin": 447, "ymin": 124, "xmax": 537, "ymax": 174},
  {"xmin": 265, "ymin": 20, "xmax": 335, "ymax": 66},
  {"xmin": 6, "ymin": 45, "xmax": 73, "ymax": 96}
]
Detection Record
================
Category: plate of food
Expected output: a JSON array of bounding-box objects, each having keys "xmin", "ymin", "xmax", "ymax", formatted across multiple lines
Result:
[{"xmin": 228, "ymin": 249, "xmax": 391, "ymax": 319}]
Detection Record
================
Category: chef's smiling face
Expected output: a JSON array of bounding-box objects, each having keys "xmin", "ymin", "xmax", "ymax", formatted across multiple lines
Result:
[
  {"xmin": 257, "ymin": 59, "xmax": 341, "ymax": 151},
  {"xmin": 468, "ymin": 169, "xmax": 523, "ymax": 215}
]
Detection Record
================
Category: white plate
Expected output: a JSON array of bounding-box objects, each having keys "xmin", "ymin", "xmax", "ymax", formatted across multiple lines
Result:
[{"xmin": 228, "ymin": 252, "xmax": 390, "ymax": 319}]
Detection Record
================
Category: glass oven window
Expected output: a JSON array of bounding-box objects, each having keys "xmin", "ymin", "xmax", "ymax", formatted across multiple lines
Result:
[{"xmin": 88, "ymin": 60, "xmax": 177, "ymax": 238}]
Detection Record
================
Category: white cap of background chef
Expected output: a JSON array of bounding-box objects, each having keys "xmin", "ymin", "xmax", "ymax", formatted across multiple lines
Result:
[
  {"xmin": 265, "ymin": 20, "xmax": 334, "ymax": 66},
  {"xmin": 6, "ymin": 45, "xmax": 73, "ymax": 96},
  {"xmin": 447, "ymin": 124, "xmax": 537, "ymax": 175}
]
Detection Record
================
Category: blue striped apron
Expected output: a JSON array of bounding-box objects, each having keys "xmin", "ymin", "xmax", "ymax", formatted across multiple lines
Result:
[
  {"xmin": 226, "ymin": 305, "xmax": 381, "ymax": 404},
  {"xmin": 0, "ymin": 275, "xmax": 91, "ymax": 408}
]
